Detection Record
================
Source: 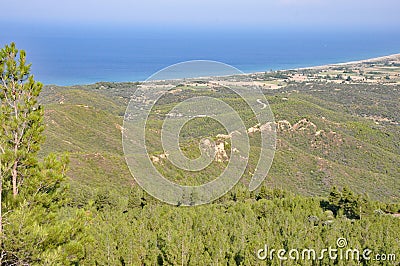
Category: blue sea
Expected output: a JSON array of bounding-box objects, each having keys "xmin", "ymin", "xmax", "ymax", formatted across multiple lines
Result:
[{"xmin": 1, "ymin": 23, "xmax": 400, "ymax": 86}]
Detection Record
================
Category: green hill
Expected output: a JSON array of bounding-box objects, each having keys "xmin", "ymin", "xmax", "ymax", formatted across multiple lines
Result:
[
  {"xmin": 33, "ymin": 62, "xmax": 400, "ymax": 265},
  {"xmin": 39, "ymin": 79, "xmax": 399, "ymax": 203}
]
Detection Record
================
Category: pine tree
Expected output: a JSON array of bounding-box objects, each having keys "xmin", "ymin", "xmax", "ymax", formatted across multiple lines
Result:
[
  {"xmin": 0, "ymin": 43, "xmax": 88, "ymax": 264},
  {"xmin": 0, "ymin": 43, "xmax": 45, "ymax": 201},
  {"xmin": 341, "ymin": 186, "xmax": 360, "ymax": 219},
  {"xmin": 127, "ymin": 185, "xmax": 145, "ymax": 210},
  {"xmin": 257, "ymin": 184, "xmax": 270, "ymax": 200},
  {"xmin": 327, "ymin": 186, "xmax": 341, "ymax": 215},
  {"xmin": 1, "ymin": 42, "xmax": 46, "ymax": 237}
]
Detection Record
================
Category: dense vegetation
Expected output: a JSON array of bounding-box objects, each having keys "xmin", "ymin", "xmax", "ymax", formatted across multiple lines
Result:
[
  {"xmin": 84, "ymin": 185, "xmax": 400, "ymax": 265},
  {"xmin": 1, "ymin": 44, "xmax": 399, "ymax": 265},
  {"xmin": 0, "ymin": 43, "xmax": 88, "ymax": 264}
]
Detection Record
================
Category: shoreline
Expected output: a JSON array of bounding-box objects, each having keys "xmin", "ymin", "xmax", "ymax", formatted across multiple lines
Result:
[
  {"xmin": 247, "ymin": 53, "xmax": 400, "ymax": 76},
  {"xmin": 291, "ymin": 53, "xmax": 400, "ymax": 71},
  {"xmin": 162, "ymin": 53, "xmax": 400, "ymax": 83},
  {"xmin": 46, "ymin": 53, "xmax": 400, "ymax": 86}
]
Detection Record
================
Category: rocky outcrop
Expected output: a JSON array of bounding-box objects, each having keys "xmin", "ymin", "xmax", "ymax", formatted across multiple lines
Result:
[
  {"xmin": 214, "ymin": 141, "xmax": 229, "ymax": 162},
  {"xmin": 247, "ymin": 118, "xmax": 316, "ymax": 134},
  {"xmin": 292, "ymin": 118, "xmax": 317, "ymax": 131},
  {"xmin": 311, "ymin": 130, "xmax": 343, "ymax": 149},
  {"xmin": 276, "ymin": 120, "xmax": 292, "ymax": 131},
  {"xmin": 247, "ymin": 122, "xmax": 275, "ymax": 134},
  {"xmin": 151, "ymin": 139, "xmax": 230, "ymax": 164},
  {"xmin": 151, "ymin": 153, "xmax": 169, "ymax": 164},
  {"xmin": 151, "ymin": 118, "xmax": 342, "ymax": 165}
]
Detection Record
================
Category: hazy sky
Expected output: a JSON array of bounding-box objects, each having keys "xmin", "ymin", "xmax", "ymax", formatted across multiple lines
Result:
[{"xmin": 2, "ymin": 0, "xmax": 400, "ymax": 29}]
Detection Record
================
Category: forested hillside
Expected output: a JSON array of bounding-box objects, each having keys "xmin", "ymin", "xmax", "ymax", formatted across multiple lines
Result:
[
  {"xmin": 37, "ymin": 68, "xmax": 400, "ymax": 264},
  {"xmin": 1, "ymin": 43, "xmax": 399, "ymax": 265},
  {"xmin": 40, "ymin": 77, "xmax": 400, "ymax": 203}
]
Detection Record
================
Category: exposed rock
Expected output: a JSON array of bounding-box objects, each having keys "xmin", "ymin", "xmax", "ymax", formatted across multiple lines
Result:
[
  {"xmin": 115, "ymin": 124, "xmax": 123, "ymax": 132},
  {"xmin": 216, "ymin": 134, "xmax": 231, "ymax": 139},
  {"xmin": 312, "ymin": 129, "xmax": 343, "ymax": 149},
  {"xmin": 276, "ymin": 120, "xmax": 292, "ymax": 131},
  {"xmin": 151, "ymin": 156, "xmax": 160, "ymax": 164},
  {"xmin": 315, "ymin": 130, "xmax": 324, "ymax": 136},
  {"xmin": 247, "ymin": 123, "xmax": 261, "ymax": 133},
  {"xmin": 151, "ymin": 153, "xmax": 169, "ymax": 164},
  {"xmin": 159, "ymin": 153, "xmax": 168, "ymax": 159},
  {"xmin": 292, "ymin": 118, "xmax": 317, "ymax": 131},
  {"xmin": 260, "ymin": 122, "xmax": 274, "ymax": 132},
  {"xmin": 214, "ymin": 141, "xmax": 229, "ymax": 162}
]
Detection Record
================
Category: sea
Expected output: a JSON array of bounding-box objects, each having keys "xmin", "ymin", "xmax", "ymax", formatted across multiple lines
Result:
[{"xmin": 1, "ymin": 23, "xmax": 400, "ymax": 86}]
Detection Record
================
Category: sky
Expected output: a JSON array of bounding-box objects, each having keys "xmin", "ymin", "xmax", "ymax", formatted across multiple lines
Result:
[{"xmin": 1, "ymin": 0, "xmax": 400, "ymax": 29}]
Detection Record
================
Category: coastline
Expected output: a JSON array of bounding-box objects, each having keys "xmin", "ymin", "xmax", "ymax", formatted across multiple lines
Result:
[
  {"xmin": 44, "ymin": 52, "xmax": 400, "ymax": 86},
  {"xmin": 182, "ymin": 53, "xmax": 400, "ymax": 83},
  {"xmin": 291, "ymin": 53, "xmax": 400, "ymax": 71}
]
